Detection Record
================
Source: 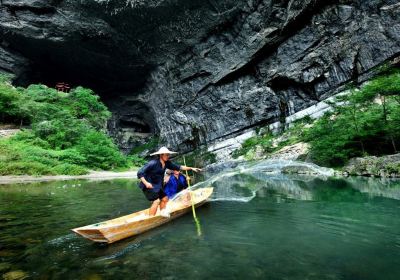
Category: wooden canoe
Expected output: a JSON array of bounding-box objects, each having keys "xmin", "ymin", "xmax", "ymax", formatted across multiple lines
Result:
[{"xmin": 72, "ymin": 187, "xmax": 213, "ymax": 243}]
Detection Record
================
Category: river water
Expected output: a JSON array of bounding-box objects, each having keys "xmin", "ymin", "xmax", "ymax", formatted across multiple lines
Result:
[{"xmin": 1, "ymin": 162, "xmax": 400, "ymax": 279}]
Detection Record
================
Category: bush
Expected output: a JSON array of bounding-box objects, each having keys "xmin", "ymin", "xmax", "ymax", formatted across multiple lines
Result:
[
  {"xmin": 76, "ymin": 130, "xmax": 128, "ymax": 170},
  {"xmin": 68, "ymin": 87, "xmax": 111, "ymax": 129},
  {"xmin": 386, "ymin": 163, "xmax": 400, "ymax": 175},
  {"xmin": 127, "ymin": 154, "xmax": 147, "ymax": 167},
  {"xmin": 57, "ymin": 148, "xmax": 87, "ymax": 166},
  {"xmin": 32, "ymin": 115, "xmax": 89, "ymax": 149},
  {"xmin": 0, "ymin": 80, "xmax": 28, "ymax": 124},
  {"xmin": 11, "ymin": 130, "xmax": 51, "ymax": 149},
  {"xmin": 129, "ymin": 137, "xmax": 159, "ymax": 155},
  {"xmin": 0, "ymin": 161, "xmax": 54, "ymax": 176},
  {"xmin": 51, "ymin": 163, "xmax": 88, "ymax": 175},
  {"xmin": 232, "ymin": 134, "xmax": 274, "ymax": 159}
]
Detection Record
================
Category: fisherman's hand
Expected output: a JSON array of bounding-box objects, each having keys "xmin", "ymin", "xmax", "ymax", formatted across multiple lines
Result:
[
  {"xmin": 191, "ymin": 167, "xmax": 202, "ymax": 173},
  {"xmin": 145, "ymin": 182, "xmax": 153, "ymax": 189}
]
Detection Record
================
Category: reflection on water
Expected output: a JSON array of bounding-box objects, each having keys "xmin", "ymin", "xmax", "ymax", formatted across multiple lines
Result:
[{"xmin": 1, "ymin": 164, "xmax": 400, "ymax": 279}]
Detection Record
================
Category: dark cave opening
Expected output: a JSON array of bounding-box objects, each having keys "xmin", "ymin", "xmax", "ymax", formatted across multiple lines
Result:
[
  {"xmin": 12, "ymin": 58, "xmax": 149, "ymax": 98},
  {"xmin": 118, "ymin": 118, "xmax": 152, "ymax": 134},
  {"xmin": 4, "ymin": 30, "xmax": 151, "ymax": 98},
  {"xmin": 105, "ymin": 98, "xmax": 158, "ymax": 153}
]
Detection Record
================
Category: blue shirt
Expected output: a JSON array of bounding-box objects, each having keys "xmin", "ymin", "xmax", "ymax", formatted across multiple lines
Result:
[
  {"xmin": 164, "ymin": 174, "xmax": 188, "ymax": 198},
  {"xmin": 137, "ymin": 159, "xmax": 181, "ymax": 192}
]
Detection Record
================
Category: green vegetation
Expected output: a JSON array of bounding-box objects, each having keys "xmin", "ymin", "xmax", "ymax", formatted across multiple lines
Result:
[
  {"xmin": 129, "ymin": 136, "xmax": 159, "ymax": 155},
  {"xmin": 233, "ymin": 117, "xmax": 312, "ymax": 160},
  {"xmin": 0, "ymin": 76, "xmax": 143, "ymax": 175},
  {"xmin": 234, "ymin": 71, "xmax": 400, "ymax": 167},
  {"xmin": 305, "ymin": 72, "xmax": 400, "ymax": 167},
  {"xmin": 127, "ymin": 136, "xmax": 159, "ymax": 167},
  {"xmin": 127, "ymin": 154, "xmax": 147, "ymax": 168},
  {"xmin": 175, "ymin": 147, "xmax": 217, "ymax": 168}
]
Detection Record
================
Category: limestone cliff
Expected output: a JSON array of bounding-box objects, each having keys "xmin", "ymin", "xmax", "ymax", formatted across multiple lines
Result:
[{"xmin": 1, "ymin": 0, "xmax": 400, "ymax": 152}]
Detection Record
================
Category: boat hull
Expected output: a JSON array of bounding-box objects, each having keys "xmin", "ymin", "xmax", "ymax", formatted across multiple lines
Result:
[{"xmin": 72, "ymin": 187, "xmax": 213, "ymax": 243}]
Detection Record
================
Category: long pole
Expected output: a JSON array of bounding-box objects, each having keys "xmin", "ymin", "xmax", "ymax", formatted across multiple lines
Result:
[{"xmin": 184, "ymin": 156, "xmax": 201, "ymax": 236}]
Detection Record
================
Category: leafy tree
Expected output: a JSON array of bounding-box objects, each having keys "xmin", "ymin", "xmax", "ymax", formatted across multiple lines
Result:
[
  {"xmin": 305, "ymin": 71, "xmax": 400, "ymax": 166},
  {"xmin": 67, "ymin": 87, "xmax": 111, "ymax": 129},
  {"xmin": 75, "ymin": 130, "xmax": 128, "ymax": 170}
]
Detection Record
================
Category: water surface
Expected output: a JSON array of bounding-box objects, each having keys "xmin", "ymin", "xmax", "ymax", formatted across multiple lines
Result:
[{"xmin": 1, "ymin": 173, "xmax": 400, "ymax": 279}]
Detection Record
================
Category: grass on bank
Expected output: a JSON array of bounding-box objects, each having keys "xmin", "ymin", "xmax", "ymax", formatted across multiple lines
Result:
[
  {"xmin": 0, "ymin": 75, "xmax": 144, "ymax": 175},
  {"xmin": 234, "ymin": 71, "xmax": 400, "ymax": 167}
]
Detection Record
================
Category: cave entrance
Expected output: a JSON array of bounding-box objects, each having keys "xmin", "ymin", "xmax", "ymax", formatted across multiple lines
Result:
[
  {"xmin": 114, "ymin": 100, "xmax": 157, "ymax": 134},
  {"xmin": 119, "ymin": 115, "xmax": 152, "ymax": 134},
  {"xmin": 106, "ymin": 99, "xmax": 158, "ymax": 154}
]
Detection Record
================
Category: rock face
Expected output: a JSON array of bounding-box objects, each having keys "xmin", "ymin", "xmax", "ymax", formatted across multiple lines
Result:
[
  {"xmin": 267, "ymin": 142, "xmax": 309, "ymax": 161},
  {"xmin": 1, "ymin": 0, "xmax": 400, "ymax": 152},
  {"xmin": 343, "ymin": 154, "xmax": 400, "ymax": 178}
]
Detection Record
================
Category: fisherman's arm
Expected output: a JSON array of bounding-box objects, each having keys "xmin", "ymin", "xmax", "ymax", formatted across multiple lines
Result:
[
  {"xmin": 180, "ymin": 166, "xmax": 202, "ymax": 173},
  {"xmin": 166, "ymin": 161, "xmax": 202, "ymax": 173},
  {"xmin": 137, "ymin": 161, "xmax": 155, "ymax": 189},
  {"xmin": 140, "ymin": 177, "xmax": 153, "ymax": 189}
]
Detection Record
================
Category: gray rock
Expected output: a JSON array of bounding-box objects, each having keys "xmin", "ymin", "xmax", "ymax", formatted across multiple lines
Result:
[
  {"xmin": 343, "ymin": 153, "xmax": 400, "ymax": 177},
  {"xmin": 137, "ymin": 0, "xmax": 400, "ymax": 151},
  {"xmin": 1, "ymin": 0, "xmax": 400, "ymax": 153},
  {"xmin": 267, "ymin": 142, "xmax": 309, "ymax": 161}
]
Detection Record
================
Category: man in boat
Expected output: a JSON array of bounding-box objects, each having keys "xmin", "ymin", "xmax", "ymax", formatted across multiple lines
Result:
[
  {"xmin": 137, "ymin": 146, "xmax": 201, "ymax": 217},
  {"xmin": 164, "ymin": 169, "xmax": 189, "ymax": 199}
]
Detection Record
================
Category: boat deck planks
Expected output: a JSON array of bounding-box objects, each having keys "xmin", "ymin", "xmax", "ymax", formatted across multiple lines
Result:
[{"xmin": 72, "ymin": 187, "xmax": 213, "ymax": 243}]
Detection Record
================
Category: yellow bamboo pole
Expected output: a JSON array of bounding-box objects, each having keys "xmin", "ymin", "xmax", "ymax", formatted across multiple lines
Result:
[{"xmin": 184, "ymin": 156, "xmax": 201, "ymax": 236}]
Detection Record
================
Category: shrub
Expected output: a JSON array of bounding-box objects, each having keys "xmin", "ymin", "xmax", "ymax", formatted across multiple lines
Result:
[
  {"xmin": 33, "ymin": 115, "xmax": 89, "ymax": 149},
  {"xmin": 76, "ymin": 130, "xmax": 128, "ymax": 170},
  {"xmin": 386, "ymin": 163, "xmax": 400, "ymax": 175},
  {"xmin": 127, "ymin": 154, "xmax": 147, "ymax": 167},
  {"xmin": 0, "ymin": 80, "xmax": 27, "ymax": 124},
  {"xmin": 0, "ymin": 161, "xmax": 54, "ymax": 176},
  {"xmin": 11, "ymin": 130, "xmax": 51, "ymax": 149},
  {"xmin": 68, "ymin": 87, "xmax": 111, "ymax": 129},
  {"xmin": 51, "ymin": 163, "xmax": 88, "ymax": 175},
  {"xmin": 129, "ymin": 137, "xmax": 159, "ymax": 155},
  {"xmin": 57, "ymin": 148, "xmax": 87, "ymax": 166}
]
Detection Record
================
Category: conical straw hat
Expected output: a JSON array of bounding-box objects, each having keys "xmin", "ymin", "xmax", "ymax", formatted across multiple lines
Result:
[{"xmin": 150, "ymin": 146, "xmax": 178, "ymax": 156}]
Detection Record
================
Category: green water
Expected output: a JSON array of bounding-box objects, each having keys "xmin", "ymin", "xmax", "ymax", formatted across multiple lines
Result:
[{"xmin": 0, "ymin": 175, "xmax": 400, "ymax": 279}]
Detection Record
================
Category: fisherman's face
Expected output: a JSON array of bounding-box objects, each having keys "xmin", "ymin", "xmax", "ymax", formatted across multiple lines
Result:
[
  {"xmin": 173, "ymin": 170, "xmax": 180, "ymax": 176},
  {"xmin": 160, "ymin": 153, "xmax": 170, "ymax": 161}
]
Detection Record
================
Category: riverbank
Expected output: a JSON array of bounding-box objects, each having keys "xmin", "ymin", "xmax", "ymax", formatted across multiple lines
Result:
[{"xmin": 0, "ymin": 170, "xmax": 138, "ymax": 185}]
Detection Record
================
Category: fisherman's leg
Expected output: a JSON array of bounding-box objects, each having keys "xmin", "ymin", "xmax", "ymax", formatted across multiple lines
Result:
[
  {"xmin": 185, "ymin": 191, "xmax": 192, "ymax": 205},
  {"xmin": 178, "ymin": 189, "xmax": 191, "ymax": 205},
  {"xmin": 160, "ymin": 196, "xmax": 169, "ymax": 210},
  {"xmin": 149, "ymin": 199, "xmax": 160, "ymax": 216},
  {"xmin": 159, "ymin": 190, "xmax": 170, "ymax": 217}
]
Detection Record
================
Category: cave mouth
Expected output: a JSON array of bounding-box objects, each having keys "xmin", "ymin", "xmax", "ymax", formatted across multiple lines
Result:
[
  {"xmin": 6, "ymin": 31, "xmax": 152, "ymax": 98},
  {"xmin": 119, "ymin": 116, "xmax": 152, "ymax": 134},
  {"xmin": 105, "ymin": 99, "xmax": 158, "ymax": 153},
  {"xmin": 12, "ymin": 58, "xmax": 149, "ymax": 98}
]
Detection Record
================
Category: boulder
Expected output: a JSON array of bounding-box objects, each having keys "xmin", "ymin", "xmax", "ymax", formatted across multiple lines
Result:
[{"xmin": 343, "ymin": 154, "xmax": 400, "ymax": 177}]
